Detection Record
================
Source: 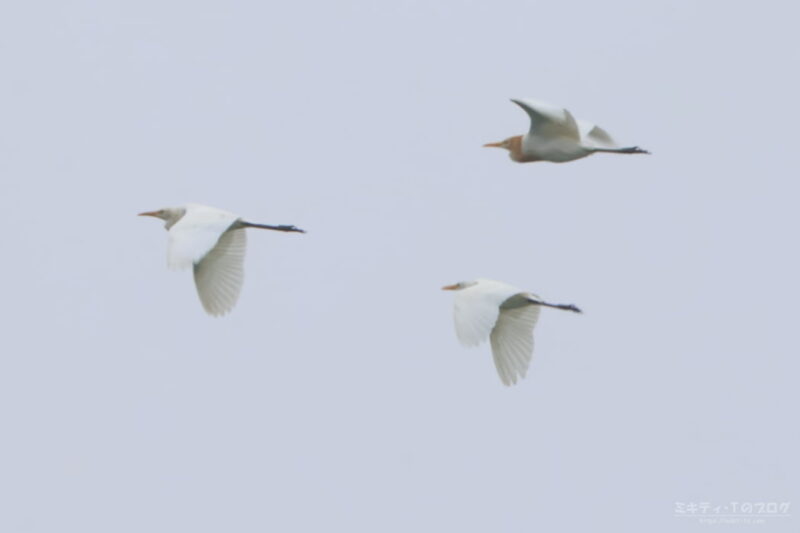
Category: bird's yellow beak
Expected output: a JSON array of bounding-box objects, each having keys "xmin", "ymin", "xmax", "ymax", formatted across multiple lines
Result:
[
  {"xmin": 441, "ymin": 284, "xmax": 459, "ymax": 291},
  {"xmin": 483, "ymin": 141, "xmax": 503, "ymax": 148},
  {"xmin": 138, "ymin": 210, "xmax": 160, "ymax": 217}
]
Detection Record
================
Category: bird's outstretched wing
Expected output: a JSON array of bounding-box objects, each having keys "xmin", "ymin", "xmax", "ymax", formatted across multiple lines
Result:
[
  {"xmin": 511, "ymin": 98, "xmax": 580, "ymax": 142},
  {"xmin": 167, "ymin": 206, "xmax": 239, "ymax": 270},
  {"xmin": 451, "ymin": 279, "xmax": 520, "ymax": 347},
  {"xmin": 193, "ymin": 228, "xmax": 247, "ymax": 316},
  {"xmin": 490, "ymin": 299, "xmax": 540, "ymax": 386},
  {"xmin": 452, "ymin": 290, "xmax": 501, "ymax": 348},
  {"xmin": 577, "ymin": 120, "xmax": 617, "ymax": 148}
]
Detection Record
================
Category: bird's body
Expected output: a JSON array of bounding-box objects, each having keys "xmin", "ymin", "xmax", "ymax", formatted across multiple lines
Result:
[
  {"xmin": 442, "ymin": 279, "xmax": 581, "ymax": 386},
  {"xmin": 484, "ymin": 98, "xmax": 649, "ymax": 163},
  {"xmin": 139, "ymin": 204, "xmax": 304, "ymax": 316}
]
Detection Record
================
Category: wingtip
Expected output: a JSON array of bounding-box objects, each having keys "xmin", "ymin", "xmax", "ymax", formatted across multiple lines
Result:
[{"xmin": 202, "ymin": 304, "xmax": 232, "ymax": 318}]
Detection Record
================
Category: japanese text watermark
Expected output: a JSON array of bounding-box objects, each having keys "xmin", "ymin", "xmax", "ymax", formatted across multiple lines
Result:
[{"xmin": 674, "ymin": 501, "xmax": 791, "ymax": 525}]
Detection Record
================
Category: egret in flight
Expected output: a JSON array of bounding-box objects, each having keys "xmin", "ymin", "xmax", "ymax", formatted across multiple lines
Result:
[
  {"xmin": 442, "ymin": 279, "xmax": 581, "ymax": 386},
  {"xmin": 484, "ymin": 98, "xmax": 649, "ymax": 163},
  {"xmin": 139, "ymin": 204, "xmax": 304, "ymax": 316}
]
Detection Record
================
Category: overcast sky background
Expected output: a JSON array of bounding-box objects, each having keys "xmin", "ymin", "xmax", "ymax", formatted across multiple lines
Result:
[{"xmin": 1, "ymin": 1, "xmax": 798, "ymax": 531}]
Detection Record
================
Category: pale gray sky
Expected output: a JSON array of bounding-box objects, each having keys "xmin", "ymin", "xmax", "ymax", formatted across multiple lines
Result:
[{"xmin": 1, "ymin": 0, "xmax": 797, "ymax": 531}]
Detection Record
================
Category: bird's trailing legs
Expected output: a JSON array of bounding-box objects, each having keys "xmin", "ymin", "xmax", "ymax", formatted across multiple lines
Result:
[
  {"xmin": 528, "ymin": 298, "xmax": 582, "ymax": 313},
  {"xmin": 591, "ymin": 146, "xmax": 650, "ymax": 155},
  {"xmin": 239, "ymin": 221, "xmax": 306, "ymax": 233}
]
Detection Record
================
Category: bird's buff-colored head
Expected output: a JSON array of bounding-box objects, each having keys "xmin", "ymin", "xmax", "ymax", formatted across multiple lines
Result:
[{"xmin": 483, "ymin": 136, "xmax": 526, "ymax": 162}]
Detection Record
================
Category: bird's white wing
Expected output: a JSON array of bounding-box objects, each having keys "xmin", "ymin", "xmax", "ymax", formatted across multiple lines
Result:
[
  {"xmin": 193, "ymin": 228, "xmax": 247, "ymax": 316},
  {"xmin": 452, "ymin": 279, "xmax": 518, "ymax": 347},
  {"xmin": 577, "ymin": 120, "xmax": 617, "ymax": 148},
  {"xmin": 511, "ymin": 98, "xmax": 580, "ymax": 142},
  {"xmin": 453, "ymin": 293, "xmax": 500, "ymax": 347},
  {"xmin": 167, "ymin": 206, "xmax": 239, "ymax": 270},
  {"xmin": 490, "ymin": 295, "xmax": 541, "ymax": 386}
]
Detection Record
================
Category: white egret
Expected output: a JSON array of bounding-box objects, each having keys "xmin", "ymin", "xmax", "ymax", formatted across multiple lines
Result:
[
  {"xmin": 139, "ymin": 204, "xmax": 304, "ymax": 316},
  {"xmin": 442, "ymin": 279, "xmax": 581, "ymax": 386},
  {"xmin": 484, "ymin": 98, "xmax": 649, "ymax": 163}
]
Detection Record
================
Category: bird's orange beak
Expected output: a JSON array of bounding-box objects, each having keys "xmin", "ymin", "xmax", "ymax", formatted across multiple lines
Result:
[
  {"xmin": 138, "ymin": 210, "xmax": 160, "ymax": 217},
  {"xmin": 483, "ymin": 141, "xmax": 504, "ymax": 148},
  {"xmin": 441, "ymin": 284, "xmax": 459, "ymax": 291}
]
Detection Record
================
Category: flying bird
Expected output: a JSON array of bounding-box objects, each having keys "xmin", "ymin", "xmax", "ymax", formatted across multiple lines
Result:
[
  {"xmin": 484, "ymin": 98, "xmax": 649, "ymax": 163},
  {"xmin": 442, "ymin": 279, "xmax": 581, "ymax": 386},
  {"xmin": 139, "ymin": 204, "xmax": 304, "ymax": 316}
]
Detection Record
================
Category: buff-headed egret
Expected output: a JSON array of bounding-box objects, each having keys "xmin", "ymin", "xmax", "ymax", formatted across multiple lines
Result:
[{"xmin": 484, "ymin": 98, "xmax": 649, "ymax": 163}]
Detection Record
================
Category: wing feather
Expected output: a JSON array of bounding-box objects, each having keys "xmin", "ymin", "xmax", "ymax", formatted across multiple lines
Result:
[
  {"xmin": 451, "ymin": 280, "xmax": 522, "ymax": 347},
  {"xmin": 577, "ymin": 120, "xmax": 618, "ymax": 148},
  {"xmin": 453, "ymin": 294, "xmax": 499, "ymax": 347},
  {"xmin": 193, "ymin": 228, "xmax": 247, "ymax": 316},
  {"xmin": 167, "ymin": 206, "xmax": 240, "ymax": 270},
  {"xmin": 489, "ymin": 303, "xmax": 541, "ymax": 386},
  {"xmin": 511, "ymin": 98, "xmax": 580, "ymax": 142}
]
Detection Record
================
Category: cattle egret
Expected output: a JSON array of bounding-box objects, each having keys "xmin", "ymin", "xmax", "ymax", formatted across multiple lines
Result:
[
  {"xmin": 484, "ymin": 98, "xmax": 649, "ymax": 163},
  {"xmin": 139, "ymin": 204, "xmax": 304, "ymax": 316},
  {"xmin": 442, "ymin": 279, "xmax": 581, "ymax": 386}
]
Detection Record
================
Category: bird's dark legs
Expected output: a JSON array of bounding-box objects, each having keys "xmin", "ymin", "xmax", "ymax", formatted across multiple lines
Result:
[
  {"xmin": 240, "ymin": 221, "xmax": 306, "ymax": 233},
  {"xmin": 528, "ymin": 299, "xmax": 583, "ymax": 313},
  {"xmin": 593, "ymin": 146, "xmax": 650, "ymax": 155}
]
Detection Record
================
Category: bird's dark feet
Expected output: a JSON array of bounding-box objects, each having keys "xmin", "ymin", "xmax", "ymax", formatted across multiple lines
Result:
[
  {"xmin": 278, "ymin": 225, "xmax": 306, "ymax": 233},
  {"xmin": 624, "ymin": 146, "xmax": 650, "ymax": 155}
]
